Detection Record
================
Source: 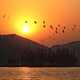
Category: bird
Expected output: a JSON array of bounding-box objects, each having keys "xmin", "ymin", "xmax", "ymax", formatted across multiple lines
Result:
[
  {"xmin": 73, "ymin": 24, "xmax": 77, "ymax": 27},
  {"xmin": 43, "ymin": 20, "xmax": 45, "ymax": 24},
  {"xmin": 58, "ymin": 24, "xmax": 61, "ymax": 27},
  {"xmin": 62, "ymin": 26, "xmax": 66, "ymax": 33},
  {"xmin": 50, "ymin": 25, "xmax": 53, "ymax": 30},
  {"xmin": 62, "ymin": 29, "xmax": 64, "ymax": 33},
  {"xmin": 43, "ymin": 25, "xmax": 46, "ymax": 28},
  {"xmin": 56, "ymin": 27, "xmax": 58, "ymax": 30},
  {"xmin": 63, "ymin": 26, "xmax": 66, "ymax": 29},
  {"xmin": 2, "ymin": 14, "xmax": 6, "ymax": 19},
  {"xmin": 25, "ymin": 20, "xmax": 28, "ymax": 23},
  {"xmin": 55, "ymin": 27, "xmax": 58, "ymax": 34},
  {"xmin": 71, "ymin": 24, "xmax": 77, "ymax": 31},
  {"xmin": 55, "ymin": 30, "xmax": 58, "ymax": 34},
  {"xmin": 34, "ymin": 21, "xmax": 37, "ymax": 24}
]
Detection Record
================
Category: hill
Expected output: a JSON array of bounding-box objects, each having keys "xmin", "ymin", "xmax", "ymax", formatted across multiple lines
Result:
[
  {"xmin": 0, "ymin": 34, "xmax": 49, "ymax": 66},
  {"xmin": 51, "ymin": 41, "xmax": 80, "ymax": 66},
  {"xmin": 0, "ymin": 34, "xmax": 80, "ymax": 67}
]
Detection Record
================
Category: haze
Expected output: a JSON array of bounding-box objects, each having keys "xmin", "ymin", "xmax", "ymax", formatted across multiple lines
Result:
[{"xmin": 0, "ymin": 0, "xmax": 80, "ymax": 47}]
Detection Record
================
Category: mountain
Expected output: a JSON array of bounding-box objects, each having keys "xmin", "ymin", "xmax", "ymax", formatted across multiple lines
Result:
[
  {"xmin": 0, "ymin": 34, "xmax": 80, "ymax": 67},
  {"xmin": 0, "ymin": 34, "xmax": 49, "ymax": 66},
  {"xmin": 51, "ymin": 41, "xmax": 80, "ymax": 66}
]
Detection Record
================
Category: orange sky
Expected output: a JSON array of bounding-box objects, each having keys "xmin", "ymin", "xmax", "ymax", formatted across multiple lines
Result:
[{"xmin": 0, "ymin": 0, "xmax": 80, "ymax": 47}]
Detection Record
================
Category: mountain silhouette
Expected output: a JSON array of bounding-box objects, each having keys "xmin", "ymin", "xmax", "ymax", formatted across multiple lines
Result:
[
  {"xmin": 0, "ymin": 34, "xmax": 49, "ymax": 66},
  {"xmin": 51, "ymin": 41, "xmax": 80, "ymax": 66},
  {"xmin": 0, "ymin": 34, "xmax": 80, "ymax": 67}
]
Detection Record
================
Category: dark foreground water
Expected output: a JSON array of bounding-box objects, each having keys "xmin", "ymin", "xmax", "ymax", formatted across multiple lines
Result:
[{"xmin": 0, "ymin": 67, "xmax": 80, "ymax": 80}]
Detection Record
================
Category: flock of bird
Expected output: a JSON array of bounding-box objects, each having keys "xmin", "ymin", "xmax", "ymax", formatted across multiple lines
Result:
[
  {"xmin": 25, "ymin": 20, "xmax": 80, "ymax": 34},
  {"xmin": 0, "ymin": 14, "xmax": 80, "ymax": 35}
]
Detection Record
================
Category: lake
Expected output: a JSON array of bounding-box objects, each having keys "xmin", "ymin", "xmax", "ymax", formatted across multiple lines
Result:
[{"xmin": 0, "ymin": 67, "xmax": 80, "ymax": 80}]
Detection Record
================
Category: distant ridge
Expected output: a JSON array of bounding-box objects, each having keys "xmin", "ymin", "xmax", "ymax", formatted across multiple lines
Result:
[
  {"xmin": 0, "ymin": 34, "xmax": 49, "ymax": 66},
  {"xmin": 51, "ymin": 41, "xmax": 80, "ymax": 48},
  {"xmin": 0, "ymin": 34, "xmax": 48, "ymax": 48},
  {"xmin": 0, "ymin": 34, "xmax": 80, "ymax": 67},
  {"xmin": 51, "ymin": 40, "xmax": 80, "ymax": 66}
]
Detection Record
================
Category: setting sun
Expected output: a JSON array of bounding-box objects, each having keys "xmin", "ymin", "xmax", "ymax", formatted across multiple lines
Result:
[
  {"xmin": 23, "ymin": 24, "xmax": 30, "ymax": 33},
  {"xmin": 0, "ymin": 0, "xmax": 80, "ymax": 46},
  {"xmin": 13, "ymin": 16, "xmax": 34, "ymax": 36}
]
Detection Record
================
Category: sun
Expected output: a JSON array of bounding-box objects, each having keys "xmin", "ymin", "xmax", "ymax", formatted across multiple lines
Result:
[
  {"xmin": 23, "ymin": 24, "xmax": 30, "ymax": 33},
  {"xmin": 14, "ymin": 16, "xmax": 40, "ymax": 37}
]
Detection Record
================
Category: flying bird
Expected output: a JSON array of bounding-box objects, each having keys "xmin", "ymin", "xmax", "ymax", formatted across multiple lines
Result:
[
  {"xmin": 55, "ymin": 27, "xmax": 58, "ymax": 34},
  {"xmin": 55, "ymin": 30, "xmax": 58, "ymax": 34},
  {"xmin": 43, "ymin": 25, "xmax": 46, "ymax": 28},
  {"xmin": 58, "ymin": 24, "xmax": 61, "ymax": 27},
  {"xmin": 2, "ymin": 14, "xmax": 7, "ymax": 19},
  {"xmin": 25, "ymin": 20, "xmax": 28, "ymax": 23},
  {"xmin": 63, "ymin": 26, "xmax": 66, "ymax": 29},
  {"xmin": 62, "ymin": 29, "xmax": 64, "ymax": 33},
  {"xmin": 73, "ymin": 24, "xmax": 77, "ymax": 28},
  {"xmin": 56, "ymin": 27, "xmax": 58, "ymax": 30},
  {"xmin": 50, "ymin": 25, "xmax": 53, "ymax": 30},
  {"xmin": 72, "ymin": 24, "xmax": 77, "ymax": 31},
  {"xmin": 43, "ymin": 20, "xmax": 45, "ymax": 24},
  {"xmin": 34, "ymin": 21, "xmax": 37, "ymax": 24},
  {"xmin": 42, "ymin": 20, "xmax": 46, "ymax": 28}
]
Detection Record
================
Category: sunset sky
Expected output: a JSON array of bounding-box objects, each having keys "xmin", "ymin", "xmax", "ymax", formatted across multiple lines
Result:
[{"xmin": 0, "ymin": 0, "xmax": 80, "ymax": 47}]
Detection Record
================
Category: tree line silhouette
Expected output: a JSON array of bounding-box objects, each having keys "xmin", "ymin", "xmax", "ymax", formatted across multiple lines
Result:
[{"xmin": 6, "ymin": 47, "xmax": 78, "ymax": 67}]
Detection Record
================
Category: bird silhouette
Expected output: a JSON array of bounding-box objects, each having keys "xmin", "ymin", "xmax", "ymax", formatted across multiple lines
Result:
[
  {"xmin": 56, "ymin": 27, "xmax": 58, "ymax": 31},
  {"xmin": 2, "ymin": 14, "xmax": 6, "ymax": 19},
  {"xmin": 43, "ymin": 20, "xmax": 45, "ymax": 24},
  {"xmin": 43, "ymin": 25, "xmax": 46, "ymax": 28},
  {"xmin": 25, "ymin": 20, "xmax": 28, "ymax": 23},
  {"xmin": 34, "ymin": 21, "xmax": 37, "ymax": 24},
  {"xmin": 58, "ymin": 24, "xmax": 60, "ymax": 27},
  {"xmin": 72, "ymin": 24, "xmax": 77, "ymax": 31},
  {"xmin": 55, "ymin": 27, "xmax": 58, "ymax": 34},
  {"xmin": 63, "ymin": 26, "xmax": 66, "ymax": 29},
  {"xmin": 62, "ymin": 29, "xmax": 64, "ymax": 33},
  {"xmin": 50, "ymin": 25, "xmax": 53, "ymax": 30}
]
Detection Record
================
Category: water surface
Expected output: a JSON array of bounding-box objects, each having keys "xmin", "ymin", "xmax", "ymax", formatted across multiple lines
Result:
[{"xmin": 0, "ymin": 67, "xmax": 80, "ymax": 80}]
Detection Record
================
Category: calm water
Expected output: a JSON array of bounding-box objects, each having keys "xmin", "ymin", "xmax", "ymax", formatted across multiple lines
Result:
[{"xmin": 0, "ymin": 67, "xmax": 80, "ymax": 80}]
